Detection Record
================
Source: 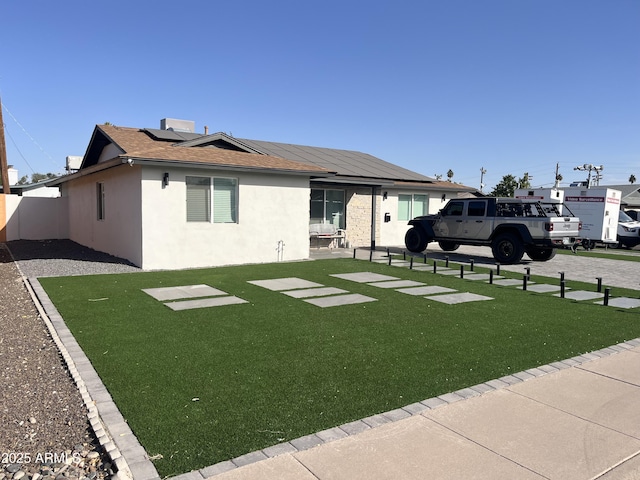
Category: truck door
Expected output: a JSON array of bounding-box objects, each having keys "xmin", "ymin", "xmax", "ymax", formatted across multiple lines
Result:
[
  {"xmin": 463, "ymin": 200, "xmax": 491, "ymax": 239},
  {"xmin": 434, "ymin": 200, "xmax": 465, "ymax": 237}
]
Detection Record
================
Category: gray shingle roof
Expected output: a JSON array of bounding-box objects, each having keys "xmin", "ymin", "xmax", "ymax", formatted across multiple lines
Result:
[{"xmin": 231, "ymin": 138, "xmax": 433, "ymax": 182}]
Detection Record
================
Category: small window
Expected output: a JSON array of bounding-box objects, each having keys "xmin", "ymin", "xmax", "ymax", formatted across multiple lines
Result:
[
  {"xmin": 96, "ymin": 182, "xmax": 105, "ymax": 220},
  {"xmin": 213, "ymin": 177, "xmax": 237, "ymax": 223},
  {"xmin": 398, "ymin": 194, "xmax": 412, "ymax": 221},
  {"xmin": 445, "ymin": 201, "xmax": 464, "ymax": 216},
  {"xmin": 186, "ymin": 176, "xmax": 211, "ymax": 222},
  {"xmin": 186, "ymin": 176, "xmax": 238, "ymax": 223},
  {"xmin": 468, "ymin": 201, "xmax": 486, "ymax": 217},
  {"xmin": 310, "ymin": 188, "xmax": 345, "ymax": 228},
  {"xmin": 399, "ymin": 194, "xmax": 429, "ymax": 221}
]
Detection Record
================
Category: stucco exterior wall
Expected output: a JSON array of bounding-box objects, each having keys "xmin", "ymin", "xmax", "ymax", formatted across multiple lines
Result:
[
  {"xmin": 139, "ymin": 166, "xmax": 311, "ymax": 270},
  {"xmin": 2, "ymin": 194, "xmax": 68, "ymax": 241},
  {"xmin": 64, "ymin": 165, "xmax": 143, "ymax": 266},
  {"xmin": 378, "ymin": 189, "xmax": 454, "ymax": 246}
]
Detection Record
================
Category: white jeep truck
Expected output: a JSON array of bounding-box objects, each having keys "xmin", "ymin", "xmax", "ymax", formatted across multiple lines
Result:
[{"xmin": 404, "ymin": 197, "xmax": 581, "ymax": 264}]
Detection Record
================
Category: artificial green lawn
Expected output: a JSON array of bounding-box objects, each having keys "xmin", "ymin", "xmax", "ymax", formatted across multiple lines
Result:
[{"xmin": 39, "ymin": 258, "xmax": 640, "ymax": 477}]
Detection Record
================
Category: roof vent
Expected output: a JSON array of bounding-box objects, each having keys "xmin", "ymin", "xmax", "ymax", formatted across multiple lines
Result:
[
  {"xmin": 66, "ymin": 155, "xmax": 83, "ymax": 173},
  {"xmin": 160, "ymin": 118, "xmax": 195, "ymax": 133}
]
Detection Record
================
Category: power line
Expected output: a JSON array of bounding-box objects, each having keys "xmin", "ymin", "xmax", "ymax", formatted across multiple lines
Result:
[{"xmin": 1, "ymin": 101, "xmax": 58, "ymax": 169}]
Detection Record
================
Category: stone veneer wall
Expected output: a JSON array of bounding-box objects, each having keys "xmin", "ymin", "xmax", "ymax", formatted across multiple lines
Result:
[{"xmin": 344, "ymin": 186, "xmax": 380, "ymax": 248}]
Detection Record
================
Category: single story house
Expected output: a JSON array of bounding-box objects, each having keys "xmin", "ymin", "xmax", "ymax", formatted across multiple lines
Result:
[
  {"xmin": 38, "ymin": 119, "xmax": 477, "ymax": 270},
  {"xmin": 602, "ymin": 184, "xmax": 640, "ymax": 212}
]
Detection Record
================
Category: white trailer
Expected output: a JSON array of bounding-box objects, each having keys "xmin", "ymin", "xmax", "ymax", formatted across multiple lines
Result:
[
  {"xmin": 514, "ymin": 187, "xmax": 622, "ymax": 248},
  {"xmin": 515, "ymin": 187, "xmax": 622, "ymax": 248},
  {"xmin": 562, "ymin": 187, "xmax": 621, "ymax": 248}
]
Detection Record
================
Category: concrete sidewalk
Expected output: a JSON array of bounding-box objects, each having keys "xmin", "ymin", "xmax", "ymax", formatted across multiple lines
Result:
[{"xmin": 203, "ymin": 343, "xmax": 640, "ymax": 480}]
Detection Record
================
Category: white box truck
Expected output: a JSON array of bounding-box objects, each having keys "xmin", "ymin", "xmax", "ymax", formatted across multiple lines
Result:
[{"xmin": 515, "ymin": 187, "xmax": 622, "ymax": 249}]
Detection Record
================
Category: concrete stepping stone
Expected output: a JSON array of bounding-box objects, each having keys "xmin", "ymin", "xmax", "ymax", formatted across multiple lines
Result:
[
  {"xmin": 165, "ymin": 296, "xmax": 248, "ymax": 311},
  {"xmin": 390, "ymin": 261, "xmax": 412, "ymax": 267},
  {"xmin": 397, "ymin": 286, "xmax": 457, "ymax": 296},
  {"xmin": 553, "ymin": 290, "xmax": 604, "ymax": 301},
  {"xmin": 331, "ymin": 272, "xmax": 399, "ymax": 283},
  {"xmin": 493, "ymin": 279, "xmax": 528, "ymax": 286},
  {"xmin": 410, "ymin": 265, "xmax": 432, "ymax": 271},
  {"xmin": 283, "ymin": 287, "xmax": 349, "ymax": 298},
  {"xmin": 367, "ymin": 280, "xmax": 426, "ymax": 289},
  {"xmin": 526, "ymin": 284, "xmax": 565, "ymax": 293},
  {"xmin": 437, "ymin": 269, "xmax": 465, "ymax": 276},
  {"xmin": 463, "ymin": 273, "xmax": 502, "ymax": 281},
  {"xmin": 143, "ymin": 284, "xmax": 227, "ymax": 301},
  {"xmin": 304, "ymin": 294, "xmax": 378, "ymax": 308},
  {"xmin": 248, "ymin": 277, "xmax": 324, "ymax": 291},
  {"xmin": 425, "ymin": 292, "xmax": 494, "ymax": 304},
  {"xmin": 594, "ymin": 297, "xmax": 640, "ymax": 309}
]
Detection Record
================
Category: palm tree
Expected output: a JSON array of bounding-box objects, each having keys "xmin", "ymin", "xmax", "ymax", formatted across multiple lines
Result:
[{"xmin": 447, "ymin": 169, "xmax": 454, "ymax": 182}]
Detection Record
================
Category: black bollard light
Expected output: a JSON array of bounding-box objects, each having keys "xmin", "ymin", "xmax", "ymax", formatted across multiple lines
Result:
[
  {"xmin": 559, "ymin": 271, "xmax": 565, "ymax": 284},
  {"xmin": 423, "ymin": 253, "xmax": 427, "ymax": 264},
  {"xmin": 433, "ymin": 261, "xmax": 437, "ymax": 274},
  {"xmin": 470, "ymin": 259, "xmax": 474, "ymax": 272},
  {"xmin": 489, "ymin": 270, "xmax": 494, "ymax": 284},
  {"xmin": 525, "ymin": 267, "xmax": 531, "ymax": 280},
  {"xmin": 561, "ymin": 280, "xmax": 565, "ymax": 298},
  {"xmin": 445, "ymin": 256, "xmax": 449, "ymax": 267},
  {"xmin": 410, "ymin": 257, "xmax": 414, "ymax": 270},
  {"xmin": 460, "ymin": 264, "xmax": 464, "ymax": 278},
  {"xmin": 596, "ymin": 277, "xmax": 602, "ymax": 293},
  {"xmin": 523, "ymin": 275, "xmax": 528, "ymax": 291},
  {"xmin": 353, "ymin": 248, "xmax": 357, "ymax": 259},
  {"xmin": 496, "ymin": 263, "xmax": 501, "ymax": 275},
  {"xmin": 604, "ymin": 287, "xmax": 611, "ymax": 306}
]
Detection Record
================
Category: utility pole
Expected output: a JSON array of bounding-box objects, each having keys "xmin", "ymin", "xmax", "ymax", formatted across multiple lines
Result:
[
  {"xmin": 0, "ymin": 96, "xmax": 11, "ymax": 194},
  {"xmin": 573, "ymin": 164, "xmax": 603, "ymax": 188},
  {"xmin": 480, "ymin": 167, "xmax": 486, "ymax": 192}
]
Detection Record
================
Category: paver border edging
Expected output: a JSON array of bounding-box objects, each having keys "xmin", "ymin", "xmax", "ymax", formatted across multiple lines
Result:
[{"xmin": 27, "ymin": 278, "xmax": 161, "ymax": 480}]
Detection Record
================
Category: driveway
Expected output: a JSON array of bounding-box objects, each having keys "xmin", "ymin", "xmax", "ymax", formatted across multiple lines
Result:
[{"xmin": 408, "ymin": 244, "xmax": 640, "ymax": 292}]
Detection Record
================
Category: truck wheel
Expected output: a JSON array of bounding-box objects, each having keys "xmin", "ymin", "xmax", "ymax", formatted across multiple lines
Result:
[
  {"xmin": 491, "ymin": 233, "xmax": 525, "ymax": 264},
  {"xmin": 405, "ymin": 227, "xmax": 427, "ymax": 252},
  {"xmin": 526, "ymin": 248, "xmax": 556, "ymax": 261},
  {"xmin": 438, "ymin": 241, "xmax": 460, "ymax": 252}
]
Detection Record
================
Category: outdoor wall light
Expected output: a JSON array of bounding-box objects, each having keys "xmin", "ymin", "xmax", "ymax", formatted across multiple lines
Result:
[
  {"xmin": 441, "ymin": 194, "xmax": 446, "ymax": 201},
  {"xmin": 163, "ymin": 172, "xmax": 169, "ymax": 187},
  {"xmin": 383, "ymin": 191, "xmax": 388, "ymax": 200}
]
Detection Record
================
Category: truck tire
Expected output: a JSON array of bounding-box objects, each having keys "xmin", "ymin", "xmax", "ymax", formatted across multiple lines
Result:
[
  {"xmin": 526, "ymin": 247, "xmax": 556, "ymax": 261},
  {"xmin": 438, "ymin": 241, "xmax": 460, "ymax": 252},
  {"xmin": 405, "ymin": 227, "xmax": 427, "ymax": 253},
  {"xmin": 491, "ymin": 233, "xmax": 525, "ymax": 264}
]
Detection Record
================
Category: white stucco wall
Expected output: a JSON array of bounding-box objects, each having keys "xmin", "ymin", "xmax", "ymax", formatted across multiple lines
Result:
[
  {"xmin": 3, "ymin": 195, "xmax": 69, "ymax": 241},
  {"xmin": 64, "ymin": 165, "xmax": 143, "ymax": 266},
  {"xmin": 21, "ymin": 186, "xmax": 61, "ymax": 198},
  {"xmin": 379, "ymin": 190, "xmax": 451, "ymax": 246},
  {"xmin": 139, "ymin": 166, "xmax": 311, "ymax": 270}
]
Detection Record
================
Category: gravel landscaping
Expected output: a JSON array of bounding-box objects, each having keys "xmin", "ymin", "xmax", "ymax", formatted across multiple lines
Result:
[{"xmin": 1, "ymin": 241, "xmax": 140, "ymax": 480}]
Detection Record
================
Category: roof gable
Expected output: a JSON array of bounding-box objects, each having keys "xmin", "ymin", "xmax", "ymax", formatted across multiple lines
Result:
[{"xmin": 79, "ymin": 125, "xmax": 331, "ymax": 175}]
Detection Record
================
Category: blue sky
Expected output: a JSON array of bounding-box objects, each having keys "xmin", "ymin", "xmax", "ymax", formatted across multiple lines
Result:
[{"xmin": 1, "ymin": 0, "xmax": 638, "ymax": 191}]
